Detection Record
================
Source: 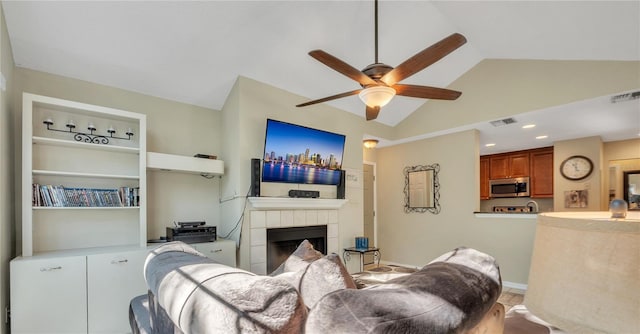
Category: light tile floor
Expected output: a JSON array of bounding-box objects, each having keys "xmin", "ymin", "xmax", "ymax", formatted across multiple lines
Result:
[{"xmin": 498, "ymin": 288, "xmax": 525, "ymax": 311}]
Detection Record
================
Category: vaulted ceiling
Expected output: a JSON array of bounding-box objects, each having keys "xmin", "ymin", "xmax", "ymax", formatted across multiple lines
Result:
[{"xmin": 3, "ymin": 1, "xmax": 639, "ymax": 152}]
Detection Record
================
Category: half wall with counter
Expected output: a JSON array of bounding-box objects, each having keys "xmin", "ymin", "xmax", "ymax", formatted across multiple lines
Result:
[{"xmin": 525, "ymin": 211, "xmax": 639, "ymax": 333}]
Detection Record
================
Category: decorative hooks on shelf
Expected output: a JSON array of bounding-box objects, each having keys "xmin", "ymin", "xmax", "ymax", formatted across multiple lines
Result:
[{"xmin": 43, "ymin": 118, "xmax": 134, "ymax": 145}]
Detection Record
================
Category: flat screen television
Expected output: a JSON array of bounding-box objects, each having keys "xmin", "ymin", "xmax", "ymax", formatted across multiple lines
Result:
[{"xmin": 262, "ymin": 119, "xmax": 346, "ymax": 185}]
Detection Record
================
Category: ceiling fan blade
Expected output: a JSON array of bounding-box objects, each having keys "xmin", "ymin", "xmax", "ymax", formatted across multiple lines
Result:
[
  {"xmin": 366, "ymin": 105, "xmax": 381, "ymax": 121},
  {"xmin": 309, "ymin": 50, "xmax": 377, "ymax": 86},
  {"xmin": 394, "ymin": 84, "xmax": 462, "ymax": 100},
  {"xmin": 380, "ymin": 33, "xmax": 467, "ymax": 86},
  {"xmin": 296, "ymin": 89, "xmax": 362, "ymax": 107}
]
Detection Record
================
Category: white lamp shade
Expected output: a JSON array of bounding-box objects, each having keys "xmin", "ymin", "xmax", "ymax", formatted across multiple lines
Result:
[
  {"xmin": 525, "ymin": 212, "xmax": 640, "ymax": 333},
  {"xmin": 358, "ymin": 86, "xmax": 396, "ymax": 107}
]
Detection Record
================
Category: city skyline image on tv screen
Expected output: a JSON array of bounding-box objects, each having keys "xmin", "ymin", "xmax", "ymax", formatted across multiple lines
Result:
[{"xmin": 262, "ymin": 119, "xmax": 346, "ymax": 185}]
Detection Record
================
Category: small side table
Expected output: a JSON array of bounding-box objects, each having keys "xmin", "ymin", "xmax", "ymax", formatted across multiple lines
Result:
[{"xmin": 343, "ymin": 247, "xmax": 381, "ymax": 272}]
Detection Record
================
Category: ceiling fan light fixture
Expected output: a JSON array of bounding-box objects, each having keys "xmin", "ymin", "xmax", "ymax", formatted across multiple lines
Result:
[{"xmin": 358, "ymin": 86, "xmax": 396, "ymax": 108}]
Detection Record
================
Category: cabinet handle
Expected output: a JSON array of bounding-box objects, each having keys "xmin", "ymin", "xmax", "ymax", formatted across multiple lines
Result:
[
  {"xmin": 40, "ymin": 266, "xmax": 62, "ymax": 272},
  {"xmin": 211, "ymin": 249, "xmax": 222, "ymax": 253},
  {"xmin": 111, "ymin": 259, "xmax": 129, "ymax": 264}
]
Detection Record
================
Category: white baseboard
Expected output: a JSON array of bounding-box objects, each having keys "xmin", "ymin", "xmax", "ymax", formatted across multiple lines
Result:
[{"xmin": 503, "ymin": 281, "xmax": 528, "ymax": 291}]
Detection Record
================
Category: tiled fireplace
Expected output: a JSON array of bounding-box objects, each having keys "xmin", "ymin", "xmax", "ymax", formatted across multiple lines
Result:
[{"xmin": 248, "ymin": 198, "xmax": 345, "ymax": 275}]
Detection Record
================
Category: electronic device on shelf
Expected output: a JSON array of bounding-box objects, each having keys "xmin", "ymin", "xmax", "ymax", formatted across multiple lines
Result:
[
  {"xmin": 288, "ymin": 189, "xmax": 320, "ymax": 198},
  {"xmin": 193, "ymin": 154, "xmax": 217, "ymax": 159},
  {"xmin": 176, "ymin": 221, "xmax": 206, "ymax": 228},
  {"xmin": 167, "ymin": 221, "xmax": 216, "ymax": 244}
]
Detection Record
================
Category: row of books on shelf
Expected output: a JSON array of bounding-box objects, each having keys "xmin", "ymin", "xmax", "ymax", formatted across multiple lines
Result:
[{"xmin": 32, "ymin": 184, "xmax": 140, "ymax": 207}]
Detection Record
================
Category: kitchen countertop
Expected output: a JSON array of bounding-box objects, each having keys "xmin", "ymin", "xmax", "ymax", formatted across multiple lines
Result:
[{"xmin": 474, "ymin": 212, "xmax": 538, "ymax": 219}]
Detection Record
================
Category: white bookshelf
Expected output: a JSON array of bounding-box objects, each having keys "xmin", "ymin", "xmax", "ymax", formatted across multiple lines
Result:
[{"xmin": 21, "ymin": 93, "xmax": 147, "ymax": 256}]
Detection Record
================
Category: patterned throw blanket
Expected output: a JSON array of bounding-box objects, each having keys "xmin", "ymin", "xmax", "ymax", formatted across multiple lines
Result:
[
  {"xmin": 305, "ymin": 247, "xmax": 503, "ymax": 334},
  {"xmin": 351, "ymin": 264, "xmax": 418, "ymax": 288}
]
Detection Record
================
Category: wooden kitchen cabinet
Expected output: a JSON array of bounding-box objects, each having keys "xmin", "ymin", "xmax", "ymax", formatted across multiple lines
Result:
[
  {"xmin": 480, "ymin": 156, "xmax": 490, "ymax": 199},
  {"xmin": 530, "ymin": 147, "xmax": 554, "ymax": 198},
  {"xmin": 481, "ymin": 147, "xmax": 554, "ymax": 199},
  {"xmin": 489, "ymin": 152, "xmax": 530, "ymax": 179}
]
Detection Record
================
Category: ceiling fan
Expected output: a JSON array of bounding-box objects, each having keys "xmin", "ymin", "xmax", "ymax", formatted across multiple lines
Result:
[{"xmin": 296, "ymin": 0, "xmax": 467, "ymax": 121}]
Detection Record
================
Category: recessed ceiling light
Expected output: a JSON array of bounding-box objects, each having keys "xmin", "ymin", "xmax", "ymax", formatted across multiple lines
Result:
[
  {"xmin": 522, "ymin": 124, "xmax": 536, "ymax": 129},
  {"xmin": 536, "ymin": 135, "xmax": 548, "ymax": 139},
  {"xmin": 485, "ymin": 143, "xmax": 496, "ymax": 147}
]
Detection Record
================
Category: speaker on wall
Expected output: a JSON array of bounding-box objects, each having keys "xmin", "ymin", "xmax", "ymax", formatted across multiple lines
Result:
[
  {"xmin": 337, "ymin": 170, "xmax": 346, "ymax": 199},
  {"xmin": 250, "ymin": 158, "xmax": 261, "ymax": 197}
]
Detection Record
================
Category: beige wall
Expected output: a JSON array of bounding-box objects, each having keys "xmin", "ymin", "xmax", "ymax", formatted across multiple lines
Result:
[
  {"xmin": 363, "ymin": 145, "xmax": 377, "ymax": 163},
  {"xmin": 219, "ymin": 76, "xmax": 395, "ymax": 270},
  {"xmin": 375, "ymin": 129, "xmax": 537, "ymax": 284},
  {"xmin": 12, "ymin": 67, "xmax": 223, "ymax": 247},
  {"xmin": 219, "ymin": 78, "xmax": 243, "ymax": 247},
  {"xmin": 0, "ymin": 6, "xmax": 14, "ymax": 333},
  {"xmin": 13, "ymin": 69, "xmax": 219, "ymax": 155},
  {"xmin": 553, "ymin": 136, "xmax": 603, "ymax": 211},
  {"xmin": 604, "ymin": 138, "xmax": 640, "ymax": 159}
]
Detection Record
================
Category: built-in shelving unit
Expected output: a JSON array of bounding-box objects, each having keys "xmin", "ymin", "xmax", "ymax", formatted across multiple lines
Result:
[
  {"xmin": 13, "ymin": 93, "xmax": 149, "ymax": 333},
  {"xmin": 21, "ymin": 93, "xmax": 147, "ymax": 256},
  {"xmin": 14, "ymin": 93, "xmax": 229, "ymax": 333}
]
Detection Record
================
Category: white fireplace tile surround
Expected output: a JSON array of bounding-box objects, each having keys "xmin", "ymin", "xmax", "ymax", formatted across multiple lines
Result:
[{"xmin": 247, "ymin": 198, "xmax": 346, "ymax": 275}]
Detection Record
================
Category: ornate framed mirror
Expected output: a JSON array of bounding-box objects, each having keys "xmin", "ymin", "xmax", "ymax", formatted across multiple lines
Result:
[{"xmin": 403, "ymin": 163, "xmax": 440, "ymax": 214}]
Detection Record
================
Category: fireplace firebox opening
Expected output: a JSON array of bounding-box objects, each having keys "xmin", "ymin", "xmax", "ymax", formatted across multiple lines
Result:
[{"xmin": 266, "ymin": 225, "xmax": 327, "ymax": 273}]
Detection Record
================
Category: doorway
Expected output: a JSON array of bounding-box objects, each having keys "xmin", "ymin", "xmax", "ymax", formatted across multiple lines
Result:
[{"xmin": 363, "ymin": 162, "xmax": 376, "ymax": 265}]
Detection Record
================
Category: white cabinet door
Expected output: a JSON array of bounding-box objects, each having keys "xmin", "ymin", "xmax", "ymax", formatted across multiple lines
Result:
[
  {"xmin": 87, "ymin": 249, "xmax": 149, "ymax": 333},
  {"xmin": 192, "ymin": 239, "xmax": 236, "ymax": 267},
  {"xmin": 10, "ymin": 256, "xmax": 87, "ymax": 334}
]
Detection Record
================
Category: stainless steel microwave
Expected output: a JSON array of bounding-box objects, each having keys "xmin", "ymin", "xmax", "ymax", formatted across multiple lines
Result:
[{"xmin": 489, "ymin": 177, "xmax": 530, "ymax": 198}]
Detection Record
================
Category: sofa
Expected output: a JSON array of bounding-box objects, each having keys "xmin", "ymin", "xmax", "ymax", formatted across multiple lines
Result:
[{"xmin": 129, "ymin": 241, "xmax": 505, "ymax": 333}]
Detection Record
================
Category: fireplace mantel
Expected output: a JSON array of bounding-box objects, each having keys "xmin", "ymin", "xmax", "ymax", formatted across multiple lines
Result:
[{"xmin": 248, "ymin": 197, "xmax": 348, "ymax": 210}]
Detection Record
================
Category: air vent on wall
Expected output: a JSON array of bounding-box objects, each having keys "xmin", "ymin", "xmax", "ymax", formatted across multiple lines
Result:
[
  {"xmin": 489, "ymin": 118, "xmax": 517, "ymax": 127},
  {"xmin": 610, "ymin": 91, "xmax": 640, "ymax": 103}
]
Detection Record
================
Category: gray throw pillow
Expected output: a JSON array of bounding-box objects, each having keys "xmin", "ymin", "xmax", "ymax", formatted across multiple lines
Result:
[
  {"xmin": 269, "ymin": 239, "xmax": 323, "ymax": 276},
  {"xmin": 271, "ymin": 240, "xmax": 357, "ymax": 309}
]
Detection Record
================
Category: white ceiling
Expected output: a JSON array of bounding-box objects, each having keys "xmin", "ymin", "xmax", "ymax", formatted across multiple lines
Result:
[
  {"xmin": 380, "ymin": 91, "xmax": 640, "ymax": 154},
  {"xmin": 3, "ymin": 1, "xmax": 639, "ymax": 153}
]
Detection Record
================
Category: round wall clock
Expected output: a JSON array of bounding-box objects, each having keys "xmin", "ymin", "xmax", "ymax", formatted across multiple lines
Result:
[{"xmin": 560, "ymin": 155, "xmax": 593, "ymax": 181}]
